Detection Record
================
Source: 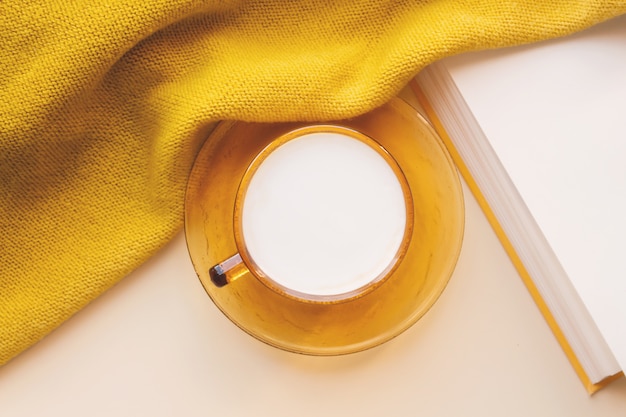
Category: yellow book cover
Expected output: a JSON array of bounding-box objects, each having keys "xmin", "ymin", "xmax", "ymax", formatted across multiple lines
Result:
[{"xmin": 409, "ymin": 15, "xmax": 626, "ymax": 393}]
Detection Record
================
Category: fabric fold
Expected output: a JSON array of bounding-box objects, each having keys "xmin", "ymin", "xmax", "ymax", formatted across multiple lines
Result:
[{"xmin": 1, "ymin": 0, "xmax": 625, "ymax": 365}]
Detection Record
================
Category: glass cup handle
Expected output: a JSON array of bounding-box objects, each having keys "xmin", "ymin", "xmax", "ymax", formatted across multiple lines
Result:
[{"xmin": 209, "ymin": 253, "xmax": 249, "ymax": 287}]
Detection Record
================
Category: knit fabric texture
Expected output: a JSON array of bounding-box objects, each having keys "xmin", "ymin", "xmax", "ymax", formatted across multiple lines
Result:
[{"xmin": 1, "ymin": 0, "xmax": 625, "ymax": 365}]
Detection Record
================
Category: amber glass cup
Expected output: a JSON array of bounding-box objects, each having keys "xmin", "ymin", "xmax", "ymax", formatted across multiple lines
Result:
[{"xmin": 185, "ymin": 98, "xmax": 464, "ymax": 355}]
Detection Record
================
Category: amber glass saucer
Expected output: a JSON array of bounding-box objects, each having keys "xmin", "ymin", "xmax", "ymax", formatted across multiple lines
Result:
[{"xmin": 184, "ymin": 98, "xmax": 465, "ymax": 355}]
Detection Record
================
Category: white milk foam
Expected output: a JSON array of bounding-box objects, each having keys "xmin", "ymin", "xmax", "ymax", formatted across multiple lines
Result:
[{"xmin": 241, "ymin": 131, "xmax": 407, "ymax": 297}]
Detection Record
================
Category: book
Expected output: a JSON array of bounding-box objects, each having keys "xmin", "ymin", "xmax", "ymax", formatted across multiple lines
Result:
[{"xmin": 410, "ymin": 14, "xmax": 626, "ymax": 393}]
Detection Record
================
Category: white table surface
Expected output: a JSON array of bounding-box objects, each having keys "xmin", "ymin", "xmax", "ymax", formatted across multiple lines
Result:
[{"xmin": 1, "ymin": 176, "xmax": 625, "ymax": 416}]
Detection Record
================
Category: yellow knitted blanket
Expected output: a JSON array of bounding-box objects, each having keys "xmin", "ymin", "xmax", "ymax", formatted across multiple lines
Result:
[{"xmin": 1, "ymin": 1, "xmax": 625, "ymax": 365}]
